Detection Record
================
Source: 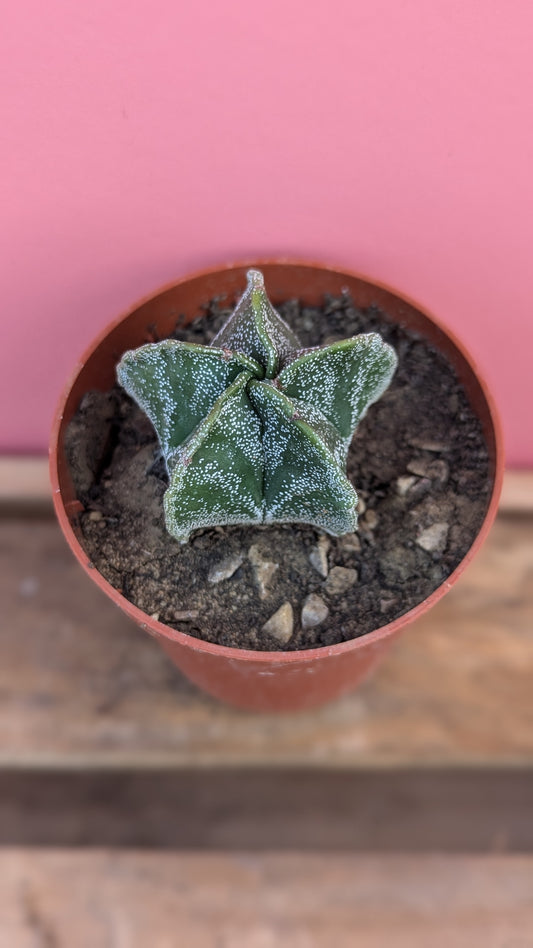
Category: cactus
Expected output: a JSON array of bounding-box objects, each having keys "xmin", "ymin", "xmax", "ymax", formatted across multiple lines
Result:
[{"xmin": 117, "ymin": 270, "xmax": 397, "ymax": 543}]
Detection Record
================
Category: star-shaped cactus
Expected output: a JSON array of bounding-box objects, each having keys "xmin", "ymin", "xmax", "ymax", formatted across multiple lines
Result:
[{"xmin": 117, "ymin": 270, "xmax": 397, "ymax": 542}]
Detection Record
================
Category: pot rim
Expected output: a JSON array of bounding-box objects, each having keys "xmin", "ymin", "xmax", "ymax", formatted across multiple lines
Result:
[{"xmin": 49, "ymin": 258, "xmax": 505, "ymax": 664}]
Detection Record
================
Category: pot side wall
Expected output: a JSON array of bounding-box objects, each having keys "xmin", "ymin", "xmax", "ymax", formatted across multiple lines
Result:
[{"xmin": 51, "ymin": 262, "xmax": 504, "ymax": 711}]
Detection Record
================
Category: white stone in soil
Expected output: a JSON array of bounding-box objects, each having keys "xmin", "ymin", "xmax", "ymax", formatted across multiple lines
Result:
[
  {"xmin": 396, "ymin": 475, "xmax": 418, "ymax": 497},
  {"xmin": 408, "ymin": 438, "xmax": 449, "ymax": 453},
  {"xmin": 361, "ymin": 509, "xmax": 379, "ymax": 530},
  {"xmin": 301, "ymin": 594, "xmax": 330, "ymax": 630},
  {"xmin": 337, "ymin": 533, "xmax": 361, "ymax": 554},
  {"xmin": 208, "ymin": 553, "xmax": 245, "ymax": 584},
  {"xmin": 323, "ymin": 566, "xmax": 359, "ymax": 596},
  {"xmin": 416, "ymin": 522, "xmax": 449, "ymax": 553},
  {"xmin": 380, "ymin": 596, "xmax": 397, "ymax": 614},
  {"xmin": 430, "ymin": 459, "xmax": 450, "ymax": 486},
  {"xmin": 408, "ymin": 476, "xmax": 432, "ymax": 499},
  {"xmin": 174, "ymin": 609, "xmax": 200, "ymax": 621},
  {"xmin": 261, "ymin": 602, "xmax": 294, "ymax": 645},
  {"xmin": 248, "ymin": 544, "xmax": 279, "ymax": 599},
  {"xmin": 407, "ymin": 457, "xmax": 449, "ymax": 485},
  {"xmin": 308, "ymin": 535, "xmax": 330, "ymax": 578}
]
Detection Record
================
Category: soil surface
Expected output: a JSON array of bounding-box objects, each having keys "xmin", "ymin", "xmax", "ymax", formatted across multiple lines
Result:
[{"xmin": 65, "ymin": 291, "xmax": 491, "ymax": 651}]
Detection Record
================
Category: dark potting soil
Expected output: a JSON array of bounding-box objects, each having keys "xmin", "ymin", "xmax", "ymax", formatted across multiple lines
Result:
[{"xmin": 65, "ymin": 291, "xmax": 491, "ymax": 651}]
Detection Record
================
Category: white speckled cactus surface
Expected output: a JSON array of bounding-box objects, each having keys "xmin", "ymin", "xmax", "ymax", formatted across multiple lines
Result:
[{"xmin": 117, "ymin": 270, "xmax": 398, "ymax": 542}]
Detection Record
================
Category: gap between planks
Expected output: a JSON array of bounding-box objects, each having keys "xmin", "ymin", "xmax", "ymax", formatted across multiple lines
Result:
[{"xmin": 0, "ymin": 769, "xmax": 532, "ymax": 851}]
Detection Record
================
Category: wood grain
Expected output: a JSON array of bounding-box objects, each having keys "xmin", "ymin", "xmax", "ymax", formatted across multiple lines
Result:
[
  {"xmin": 1, "ymin": 512, "xmax": 532, "ymax": 769},
  {"xmin": 2, "ymin": 850, "xmax": 533, "ymax": 947}
]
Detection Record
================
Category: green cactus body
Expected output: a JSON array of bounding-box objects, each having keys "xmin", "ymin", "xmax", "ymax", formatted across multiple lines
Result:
[{"xmin": 117, "ymin": 270, "xmax": 397, "ymax": 543}]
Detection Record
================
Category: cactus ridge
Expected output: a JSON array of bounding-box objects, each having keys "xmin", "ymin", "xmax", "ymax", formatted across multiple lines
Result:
[{"xmin": 117, "ymin": 269, "xmax": 397, "ymax": 543}]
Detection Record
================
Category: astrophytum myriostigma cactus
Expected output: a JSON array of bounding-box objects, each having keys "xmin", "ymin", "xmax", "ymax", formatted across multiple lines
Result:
[{"xmin": 117, "ymin": 270, "xmax": 398, "ymax": 543}]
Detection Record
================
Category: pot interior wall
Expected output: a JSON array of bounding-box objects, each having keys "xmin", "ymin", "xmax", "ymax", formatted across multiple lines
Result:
[{"xmin": 56, "ymin": 263, "xmax": 499, "ymax": 517}]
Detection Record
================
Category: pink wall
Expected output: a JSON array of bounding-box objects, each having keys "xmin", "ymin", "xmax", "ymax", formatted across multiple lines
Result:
[{"xmin": 2, "ymin": 1, "xmax": 532, "ymax": 464}]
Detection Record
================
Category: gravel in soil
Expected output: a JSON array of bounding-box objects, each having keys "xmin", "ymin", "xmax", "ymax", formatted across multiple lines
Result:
[{"xmin": 65, "ymin": 291, "xmax": 491, "ymax": 651}]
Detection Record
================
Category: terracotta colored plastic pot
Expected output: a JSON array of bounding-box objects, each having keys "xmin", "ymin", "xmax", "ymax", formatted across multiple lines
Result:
[{"xmin": 50, "ymin": 261, "xmax": 504, "ymax": 711}]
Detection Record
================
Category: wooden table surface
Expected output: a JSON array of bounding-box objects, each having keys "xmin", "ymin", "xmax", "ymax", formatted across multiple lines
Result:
[
  {"xmin": 1, "ymin": 465, "xmax": 532, "ymax": 946},
  {"xmin": 1, "ymin": 514, "xmax": 532, "ymax": 770},
  {"xmin": 2, "ymin": 851, "xmax": 533, "ymax": 947}
]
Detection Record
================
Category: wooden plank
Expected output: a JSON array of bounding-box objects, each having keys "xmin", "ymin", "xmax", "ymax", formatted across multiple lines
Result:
[
  {"xmin": 500, "ymin": 469, "xmax": 533, "ymax": 512},
  {"xmin": 2, "ymin": 850, "xmax": 533, "ymax": 947},
  {"xmin": 0, "ymin": 456, "xmax": 531, "ymax": 511},
  {"xmin": 0, "ymin": 457, "xmax": 51, "ymax": 511},
  {"xmin": 1, "ymin": 512, "xmax": 532, "ymax": 769}
]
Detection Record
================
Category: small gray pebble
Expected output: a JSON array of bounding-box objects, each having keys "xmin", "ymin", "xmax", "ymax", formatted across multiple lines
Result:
[
  {"xmin": 408, "ymin": 438, "xmax": 449, "ymax": 453},
  {"xmin": 261, "ymin": 602, "xmax": 294, "ymax": 645},
  {"xmin": 416, "ymin": 522, "xmax": 449, "ymax": 553},
  {"xmin": 323, "ymin": 566, "xmax": 358, "ymax": 596},
  {"xmin": 337, "ymin": 533, "xmax": 362, "ymax": 554},
  {"xmin": 208, "ymin": 554, "xmax": 244, "ymax": 584},
  {"xmin": 301, "ymin": 594, "xmax": 330, "ymax": 630},
  {"xmin": 248, "ymin": 544, "xmax": 279, "ymax": 599},
  {"xmin": 361, "ymin": 509, "xmax": 379, "ymax": 530},
  {"xmin": 396, "ymin": 475, "xmax": 418, "ymax": 497},
  {"xmin": 308, "ymin": 535, "xmax": 330, "ymax": 578},
  {"xmin": 407, "ymin": 458, "xmax": 449, "ymax": 486}
]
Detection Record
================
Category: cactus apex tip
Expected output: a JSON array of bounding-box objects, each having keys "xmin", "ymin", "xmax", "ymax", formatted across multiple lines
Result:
[{"xmin": 246, "ymin": 268, "xmax": 265, "ymax": 288}]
